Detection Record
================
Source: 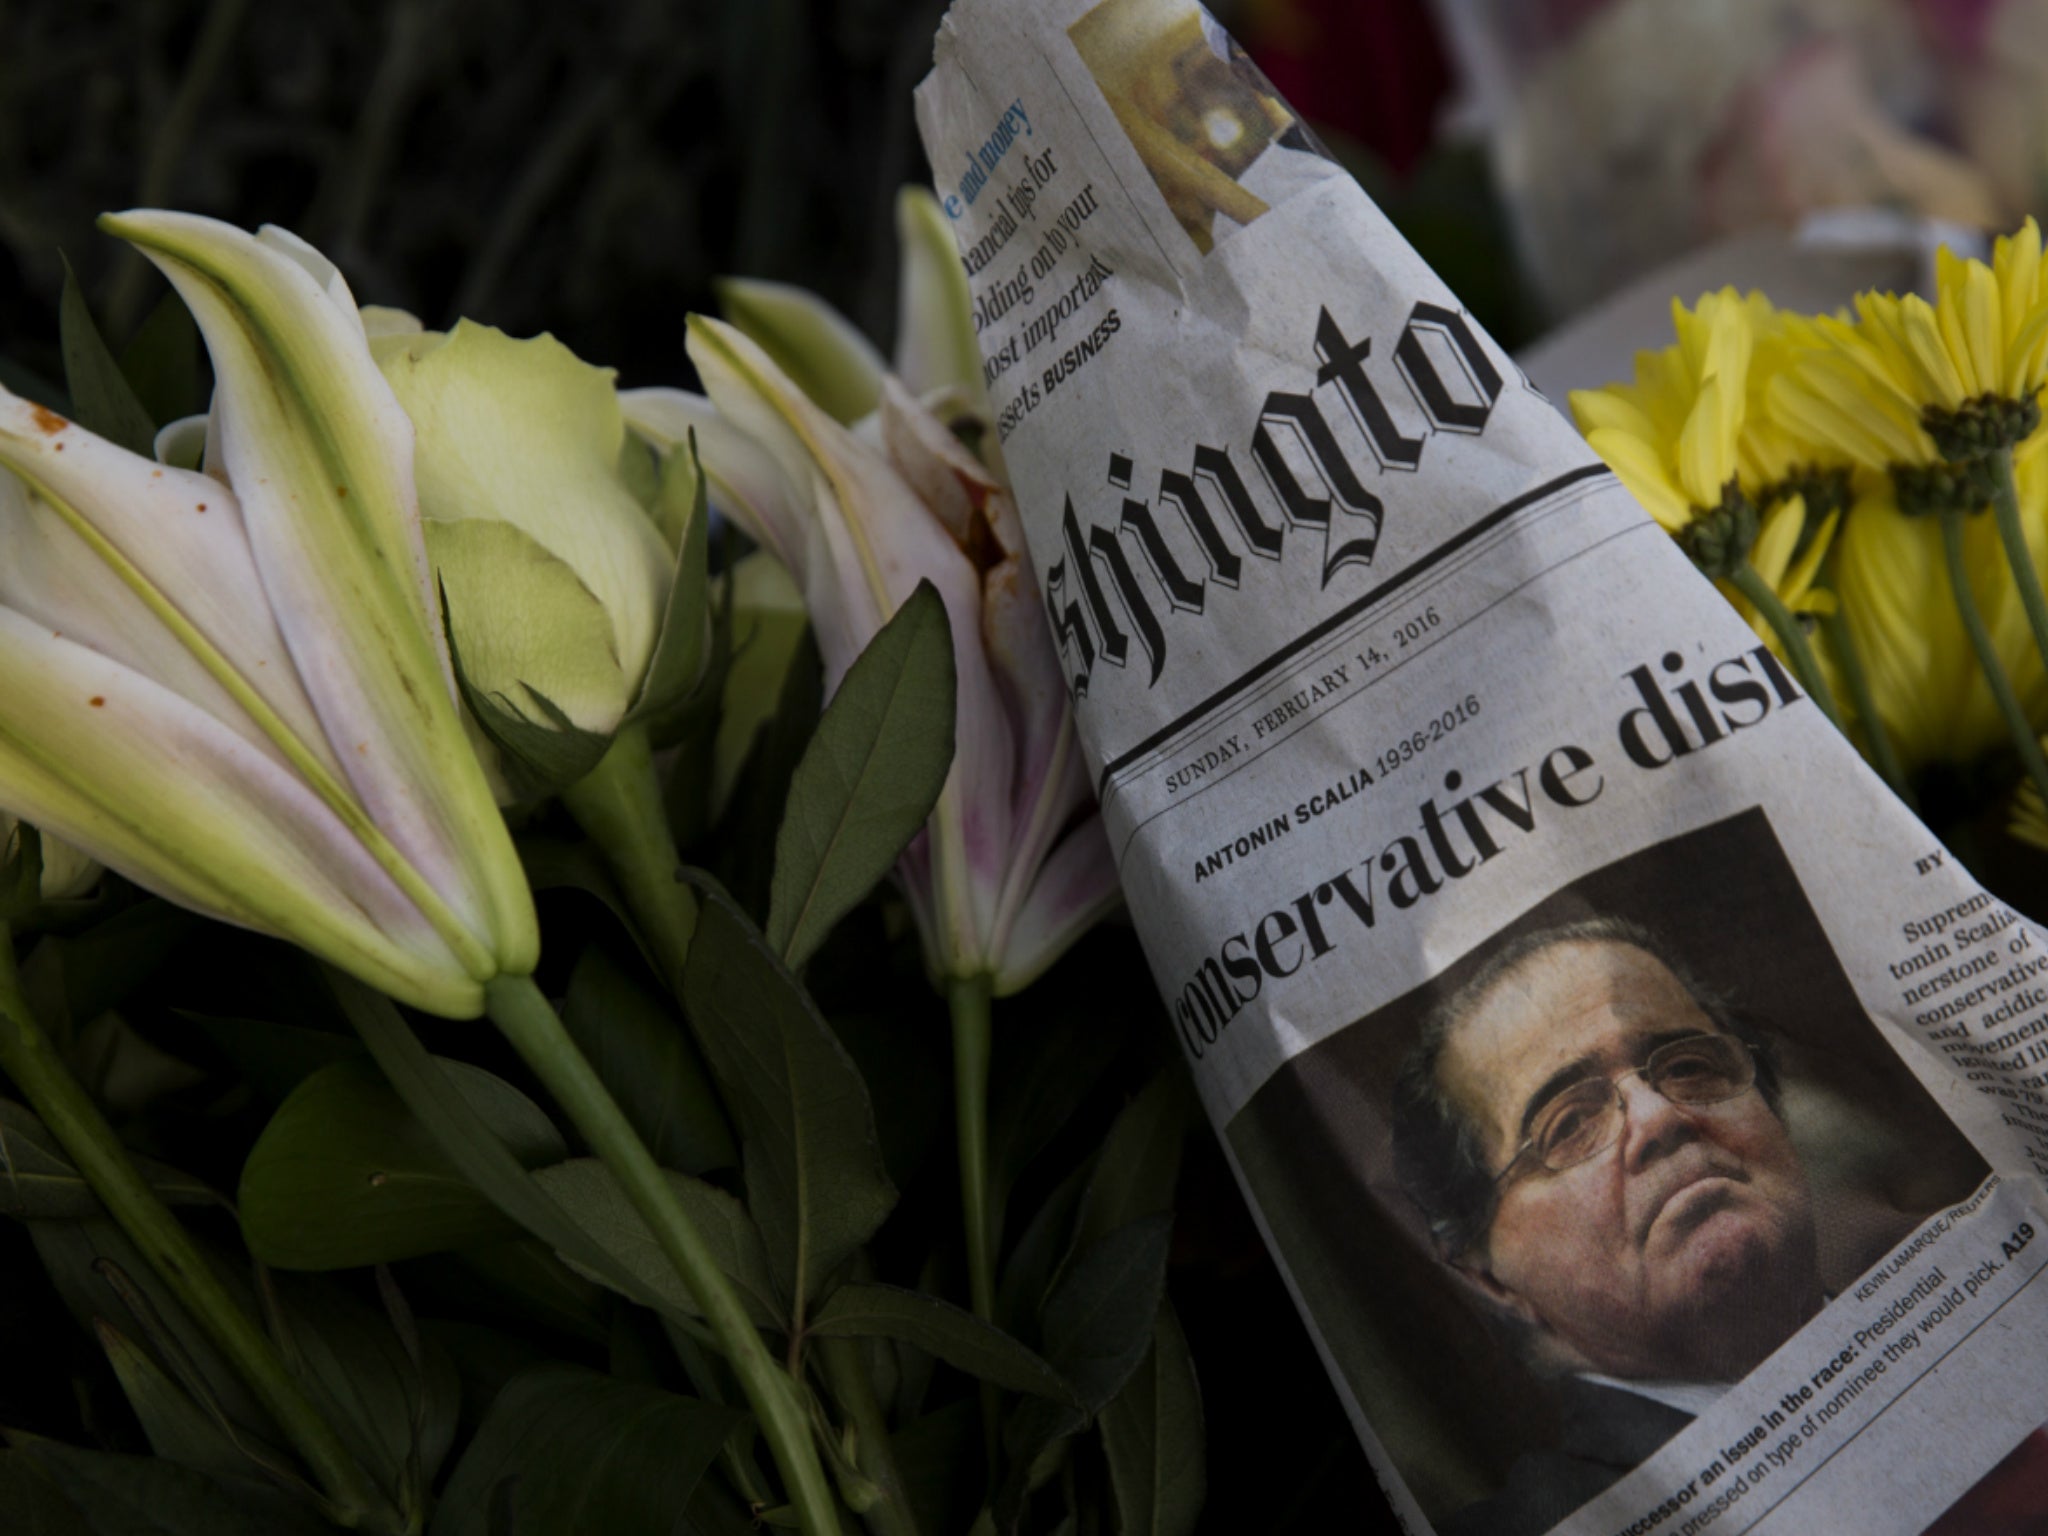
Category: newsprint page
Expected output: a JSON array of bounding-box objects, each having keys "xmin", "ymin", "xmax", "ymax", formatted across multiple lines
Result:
[{"xmin": 917, "ymin": 4, "xmax": 2048, "ymax": 1533}]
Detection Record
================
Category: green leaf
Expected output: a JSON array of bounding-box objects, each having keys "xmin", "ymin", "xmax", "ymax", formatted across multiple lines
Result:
[
  {"xmin": 0, "ymin": 1453, "xmax": 91, "ymax": 1536},
  {"xmin": 330, "ymin": 974, "xmax": 654, "ymax": 1304},
  {"xmin": 531, "ymin": 1158, "xmax": 782, "ymax": 1328},
  {"xmin": 627, "ymin": 432, "xmax": 713, "ymax": 735},
  {"xmin": 180, "ymin": 1014, "xmax": 359, "ymax": 1105},
  {"xmin": 429, "ymin": 1367, "xmax": 741, "ymax": 1536},
  {"xmin": 22, "ymin": 901, "xmax": 199, "ymax": 1041},
  {"xmin": 0, "ymin": 1099, "xmax": 214, "ymax": 1220},
  {"xmin": 118, "ymin": 288, "xmax": 202, "ymax": 430},
  {"xmin": 1064, "ymin": 1072, "xmax": 1188, "ymax": 1265},
  {"xmin": 988, "ymin": 1015, "xmax": 1121, "ymax": 1193},
  {"xmin": 265, "ymin": 1272, "xmax": 461, "ymax": 1524},
  {"xmin": 681, "ymin": 883, "xmax": 896, "ymax": 1309},
  {"xmin": 710, "ymin": 632, "xmax": 821, "ymax": 923},
  {"xmin": 561, "ymin": 943, "xmax": 735, "ymax": 1176},
  {"xmin": 765, "ymin": 581, "xmax": 955, "ymax": 970},
  {"xmin": 57, "ymin": 256, "xmax": 157, "ymax": 456},
  {"xmin": 709, "ymin": 552, "xmax": 807, "ymax": 823},
  {"xmin": 10, "ymin": 1439, "xmax": 332, "ymax": 1536},
  {"xmin": 1042, "ymin": 1216, "xmax": 1173, "ymax": 1409},
  {"xmin": 1099, "ymin": 1304, "xmax": 1205, "ymax": 1536},
  {"xmin": 997, "ymin": 1217, "xmax": 1173, "ymax": 1528},
  {"xmin": 238, "ymin": 1056, "xmax": 566, "ymax": 1270},
  {"xmin": 438, "ymin": 1240, "xmax": 611, "ymax": 1346},
  {"xmin": 30, "ymin": 1219, "xmax": 274, "ymax": 1441},
  {"xmin": 808, "ymin": 1283, "xmax": 1075, "ymax": 1402},
  {"xmin": 891, "ymin": 1401, "xmax": 984, "ymax": 1536},
  {"xmin": 94, "ymin": 1321, "xmax": 293, "ymax": 1489},
  {"xmin": 437, "ymin": 567, "xmax": 614, "ymax": 800}
]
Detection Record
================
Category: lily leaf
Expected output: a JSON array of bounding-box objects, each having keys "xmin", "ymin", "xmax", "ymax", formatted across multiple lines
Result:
[
  {"xmin": 238, "ymin": 1055, "xmax": 566, "ymax": 1270},
  {"xmin": 1100, "ymin": 1303, "xmax": 1205, "ymax": 1536},
  {"xmin": 997, "ymin": 1216, "xmax": 1174, "ymax": 1528},
  {"xmin": 118, "ymin": 288, "xmax": 202, "ymax": 431},
  {"xmin": 10, "ymin": 1438, "xmax": 332, "ymax": 1536},
  {"xmin": 430, "ymin": 1367, "xmax": 741, "ymax": 1536},
  {"xmin": 808, "ymin": 1283, "xmax": 1075, "ymax": 1402},
  {"xmin": 531, "ymin": 1158, "xmax": 783, "ymax": 1329},
  {"xmin": 0, "ymin": 1098, "xmax": 214, "ymax": 1220},
  {"xmin": 57, "ymin": 256, "xmax": 157, "ymax": 456},
  {"xmin": 681, "ymin": 882, "xmax": 896, "ymax": 1311},
  {"xmin": 560, "ymin": 943, "xmax": 735, "ymax": 1176},
  {"xmin": 765, "ymin": 579, "xmax": 954, "ymax": 971},
  {"xmin": 627, "ymin": 432, "xmax": 713, "ymax": 740}
]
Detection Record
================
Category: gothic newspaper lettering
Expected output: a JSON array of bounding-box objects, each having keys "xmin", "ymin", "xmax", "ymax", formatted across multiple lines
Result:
[{"xmin": 918, "ymin": 3, "xmax": 2048, "ymax": 1530}]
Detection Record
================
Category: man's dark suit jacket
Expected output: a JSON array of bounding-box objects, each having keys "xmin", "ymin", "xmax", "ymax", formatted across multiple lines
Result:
[{"xmin": 1439, "ymin": 1378, "xmax": 1696, "ymax": 1536}]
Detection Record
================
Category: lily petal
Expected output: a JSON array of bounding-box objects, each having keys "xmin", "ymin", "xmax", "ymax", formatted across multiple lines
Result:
[
  {"xmin": 689, "ymin": 316, "xmax": 1017, "ymax": 971},
  {"xmin": 894, "ymin": 187, "xmax": 990, "ymax": 409},
  {"xmin": 715, "ymin": 277, "xmax": 886, "ymax": 427},
  {"xmin": 0, "ymin": 604, "xmax": 479, "ymax": 1015},
  {"xmin": 992, "ymin": 814, "xmax": 1120, "ymax": 997},
  {"xmin": 106, "ymin": 210, "xmax": 536, "ymax": 980}
]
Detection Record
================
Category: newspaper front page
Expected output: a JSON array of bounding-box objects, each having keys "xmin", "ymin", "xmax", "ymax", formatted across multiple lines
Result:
[{"xmin": 915, "ymin": 4, "xmax": 2048, "ymax": 1531}]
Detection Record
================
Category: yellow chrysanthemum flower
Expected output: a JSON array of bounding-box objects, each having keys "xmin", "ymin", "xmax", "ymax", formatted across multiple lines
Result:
[
  {"xmin": 1571, "ymin": 288, "xmax": 1758, "ymax": 531},
  {"xmin": 1829, "ymin": 457, "xmax": 2048, "ymax": 770},
  {"xmin": 1571, "ymin": 290, "xmax": 1851, "ymax": 734},
  {"xmin": 1770, "ymin": 219, "xmax": 2048, "ymax": 472}
]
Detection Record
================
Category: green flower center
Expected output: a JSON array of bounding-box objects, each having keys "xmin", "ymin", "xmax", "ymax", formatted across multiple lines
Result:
[{"xmin": 1921, "ymin": 391, "xmax": 2042, "ymax": 462}]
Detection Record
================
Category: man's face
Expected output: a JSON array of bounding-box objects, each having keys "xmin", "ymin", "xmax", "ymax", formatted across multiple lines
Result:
[{"xmin": 1439, "ymin": 940, "xmax": 1820, "ymax": 1381}]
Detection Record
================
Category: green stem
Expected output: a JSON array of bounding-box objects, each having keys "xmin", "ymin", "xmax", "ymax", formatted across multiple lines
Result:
[
  {"xmin": 562, "ymin": 724, "xmax": 700, "ymax": 986},
  {"xmin": 1989, "ymin": 446, "xmax": 2048, "ymax": 690},
  {"xmin": 1820, "ymin": 607, "xmax": 1915, "ymax": 809},
  {"xmin": 0, "ymin": 928, "xmax": 388, "ymax": 1531},
  {"xmin": 1942, "ymin": 507, "xmax": 2048, "ymax": 807},
  {"xmin": 1728, "ymin": 564, "xmax": 1846, "ymax": 733},
  {"xmin": 483, "ymin": 973, "xmax": 841, "ymax": 1536},
  {"xmin": 948, "ymin": 974, "xmax": 999, "ymax": 1463},
  {"xmin": 818, "ymin": 1337, "xmax": 922, "ymax": 1536}
]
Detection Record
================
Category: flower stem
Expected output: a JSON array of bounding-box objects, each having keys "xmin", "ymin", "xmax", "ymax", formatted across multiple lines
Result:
[
  {"xmin": 1941, "ymin": 506, "xmax": 2048, "ymax": 807},
  {"xmin": 948, "ymin": 973, "xmax": 1000, "ymax": 1462},
  {"xmin": 0, "ymin": 927, "xmax": 388, "ymax": 1531},
  {"xmin": 1819, "ymin": 607, "xmax": 1915, "ymax": 809},
  {"xmin": 482, "ymin": 973, "xmax": 841, "ymax": 1536},
  {"xmin": 1988, "ymin": 447, "xmax": 2048, "ymax": 688},
  {"xmin": 1728, "ymin": 564, "xmax": 1845, "ymax": 733},
  {"xmin": 561, "ymin": 724, "xmax": 701, "ymax": 986},
  {"xmin": 818, "ymin": 1336, "xmax": 923, "ymax": 1536}
]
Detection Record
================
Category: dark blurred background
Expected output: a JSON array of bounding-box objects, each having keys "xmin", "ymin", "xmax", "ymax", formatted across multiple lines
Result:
[{"xmin": 0, "ymin": 0, "xmax": 1512, "ymax": 400}]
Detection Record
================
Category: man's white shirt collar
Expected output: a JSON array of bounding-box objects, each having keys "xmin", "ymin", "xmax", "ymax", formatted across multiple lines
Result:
[{"xmin": 1577, "ymin": 1372, "xmax": 1728, "ymax": 1418}]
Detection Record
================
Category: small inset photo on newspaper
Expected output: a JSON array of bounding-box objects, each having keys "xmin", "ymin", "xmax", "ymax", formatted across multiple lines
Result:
[
  {"xmin": 1228, "ymin": 808, "xmax": 1990, "ymax": 1536},
  {"xmin": 1066, "ymin": 0, "xmax": 1335, "ymax": 255}
]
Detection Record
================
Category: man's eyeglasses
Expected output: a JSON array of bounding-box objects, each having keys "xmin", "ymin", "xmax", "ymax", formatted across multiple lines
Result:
[{"xmin": 1492, "ymin": 1033, "xmax": 1758, "ymax": 1187}]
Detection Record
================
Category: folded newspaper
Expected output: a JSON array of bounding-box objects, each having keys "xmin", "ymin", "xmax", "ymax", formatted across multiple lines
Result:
[{"xmin": 916, "ymin": 3, "xmax": 2048, "ymax": 1532}]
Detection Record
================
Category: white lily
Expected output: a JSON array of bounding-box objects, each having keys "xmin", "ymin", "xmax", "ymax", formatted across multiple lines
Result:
[
  {"xmin": 0, "ymin": 212, "xmax": 535, "ymax": 1018},
  {"xmin": 625, "ymin": 190, "xmax": 1117, "ymax": 995}
]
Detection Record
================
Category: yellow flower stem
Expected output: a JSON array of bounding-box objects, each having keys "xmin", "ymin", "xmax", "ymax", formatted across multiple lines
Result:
[
  {"xmin": 1726, "ymin": 564, "xmax": 1845, "ymax": 733},
  {"xmin": 1941, "ymin": 507, "xmax": 2048, "ymax": 807},
  {"xmin": 483, "ymin": 973, "xmax": 842, "ymax": 1536},
  {"xmin": 0, "ymin": 925, "xmax": 393, "ymax": 1533},
  {"xmin": 1988, "ymin": 447, "xmax": 2048, "ymax": 683},
  {"xmin": 1819, "ymin": 608, "xmax": 1915, "ymax": 809},
  {"xmin": 948, "ymin": 971, "xmax": 1000, "ymax": 1463}
]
